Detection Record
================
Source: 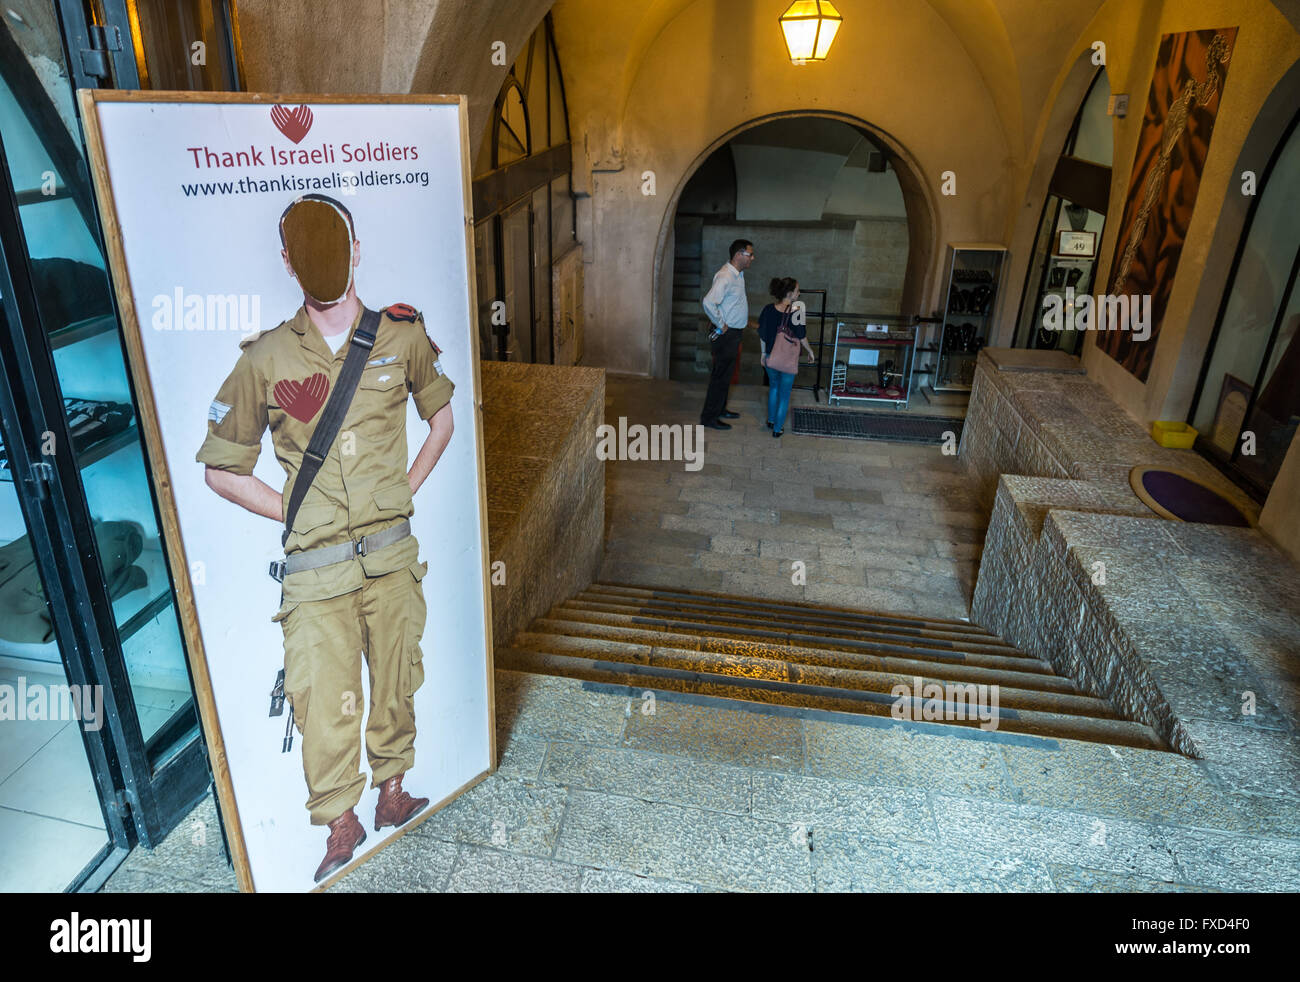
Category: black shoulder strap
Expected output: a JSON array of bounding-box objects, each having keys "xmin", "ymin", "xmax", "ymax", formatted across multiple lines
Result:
[{"xmin": 281, "ymin": 306, "xmax": 381, "ymax": 547}]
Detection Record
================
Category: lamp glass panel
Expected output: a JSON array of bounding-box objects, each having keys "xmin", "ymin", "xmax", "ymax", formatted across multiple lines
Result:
[
  {"xmin": 814, "ymin": 19, "xmax": 841, "ymax": 59},
  {"xmin": 781, "ymin": 21, "xmax": 818, "ymax": 61}
]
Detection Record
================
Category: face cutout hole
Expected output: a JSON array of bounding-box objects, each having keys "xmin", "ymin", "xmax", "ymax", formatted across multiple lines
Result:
[{"xmin": 281, "ymin": 197, "xmax": 354, "ymax": 304}]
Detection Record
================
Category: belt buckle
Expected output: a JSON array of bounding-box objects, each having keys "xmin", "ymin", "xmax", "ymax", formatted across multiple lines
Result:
[
  {"xmin": 269, "ymin": 560, "xmax": 286, "ymax": 583},
  {"xmin": 354, "ymin": 535, "xmax": 368, "ymax": 558}
]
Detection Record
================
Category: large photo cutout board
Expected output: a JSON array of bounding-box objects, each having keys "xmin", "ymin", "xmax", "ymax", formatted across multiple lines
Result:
[{"xmin": 80, "ymin": 92, "xmax": 494, "ymax": 892}]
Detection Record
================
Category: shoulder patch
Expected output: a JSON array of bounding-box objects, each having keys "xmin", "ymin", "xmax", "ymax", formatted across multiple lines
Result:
[{"xmin": 385, "ymin": 303, "xmax": 421, "ymax": 323}]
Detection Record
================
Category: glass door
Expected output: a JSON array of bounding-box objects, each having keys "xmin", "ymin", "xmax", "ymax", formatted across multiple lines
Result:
[
  {"xmin": 0, "ymin": 0, "xmax": 212, "ymax": 886},
  {"xmin": 501, "ymin": 200, "xmax": 534, "ymax": 362},
  {"xmin": 1189, "ymin": 112, "xmax": 1300, "ymax": 499},
  {"xmin": 0, "ymin": 307, "xmax": 128, "ymax": 892}
]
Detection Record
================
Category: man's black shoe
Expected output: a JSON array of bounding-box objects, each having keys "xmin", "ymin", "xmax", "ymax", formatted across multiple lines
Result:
[
  {"xmin": 702, "ymin": 420, "xmax": 732, "ymax": 430},
  {"xmin": 720, "ymin": 410, "xmax": 740, "ymax": 419}
]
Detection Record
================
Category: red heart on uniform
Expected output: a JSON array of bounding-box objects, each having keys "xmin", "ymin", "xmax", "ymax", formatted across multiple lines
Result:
[
  {"xmin": 274, "ymin": 373, "xmax": 329, "ymax": 423},
  {"xmin": 270, "ymin": 104, "xmax": 313, "ymax": 144}
]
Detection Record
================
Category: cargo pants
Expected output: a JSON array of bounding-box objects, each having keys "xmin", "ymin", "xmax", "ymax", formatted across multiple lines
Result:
[{"xmin": 275, "ymin": 560, "xmax": 428, "ymax": 825}]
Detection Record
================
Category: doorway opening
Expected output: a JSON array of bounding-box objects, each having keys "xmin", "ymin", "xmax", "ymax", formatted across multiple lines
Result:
[{"xmin": 658, "ymin": 115, "xmax": 931, "ymax": 387}]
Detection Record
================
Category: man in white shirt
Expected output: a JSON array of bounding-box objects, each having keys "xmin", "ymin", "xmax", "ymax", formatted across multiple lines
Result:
[{"xmin": 700, "ymin": 239, "xmax": 755, "ymax": 429}]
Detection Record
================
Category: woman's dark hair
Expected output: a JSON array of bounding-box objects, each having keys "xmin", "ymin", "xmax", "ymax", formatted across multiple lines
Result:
[{"xmin": 769, "ymin": 277, "xmax": 798, "ymax": 300}]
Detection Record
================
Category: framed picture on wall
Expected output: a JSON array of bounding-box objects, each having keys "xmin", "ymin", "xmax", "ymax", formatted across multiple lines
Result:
[
  {"xmin": 1210, "ymin": 373, "xmax": 1253, "ymax": 456},
  {"xmin": 78, "ymin": 91, "xmax": 495, "ymax": 892}
]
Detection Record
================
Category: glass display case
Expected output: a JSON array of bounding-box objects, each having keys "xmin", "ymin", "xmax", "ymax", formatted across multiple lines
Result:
[
  {"xmin": 934, "ymin": 244, "xmax": 1007, "ymax": 392},
  {"xmin": 828, "ymin": 316, "xmax": 920, "ymax": 409},
  {"xmin": 0, "ymin": 0, "xmax": 217, "ymax": 891}
]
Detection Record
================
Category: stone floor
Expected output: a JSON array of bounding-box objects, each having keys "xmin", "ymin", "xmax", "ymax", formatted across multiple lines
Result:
[
  {"xmin": 600, "ymin": 377, "xmax": 981, "ymax": 621},
  {"xmin": 104, "ymin": 666, "xmax": 1299, "ymax": 892},
  {"xmin": 101, "ymin": 376, "xmax": 1300, "ymax": 893}
]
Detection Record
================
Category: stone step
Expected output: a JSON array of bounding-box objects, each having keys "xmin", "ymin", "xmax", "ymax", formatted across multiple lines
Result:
[
  {"xmin": 511, "ymin": 631, "xmax": 1117, "ymax": 718},
  {"xmin": 526, "ymin": 619, "xmax": 1082, "ymax": 695},
  {"xmin": 497, "ymin": 646, "xmax": 1167, "ymax": 751},
  {"xmin": 581, "ymin": 583, "xmax": 1011, "ymax": 644},
  {"xmin": 565, "ymin": 595, "xmax": 1028, "ymax": 658},
  {"xmin": 544, "ymin": 608, "xmax": 1056, "ymax": 676},
  {"xmin": 592, "ymin": 582, "xmax": 993, "ymax": 634},
  {"xmin": 920, "ymin": 385, "xmax": 971, "ymax": 408}
]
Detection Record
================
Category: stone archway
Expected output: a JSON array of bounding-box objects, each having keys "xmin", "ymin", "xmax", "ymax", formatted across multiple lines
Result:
[{"xmin": 650, "ymin": 110, "xmax": 938, "ymax": 379}]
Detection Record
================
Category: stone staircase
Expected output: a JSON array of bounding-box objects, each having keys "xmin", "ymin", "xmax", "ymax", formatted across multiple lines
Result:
[
  {"xmin": 668, "ymin": 216, "xmax": 707, "ymax": 380},
  {"xmin": 497, "ymin": 583, "xmax": 1168, "ymax": 751}
]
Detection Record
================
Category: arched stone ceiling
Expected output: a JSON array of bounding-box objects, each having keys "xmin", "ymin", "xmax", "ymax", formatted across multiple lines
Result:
[{"xmin": 553, "ymin": 0, "xmax": 1111, "ymax": 162}]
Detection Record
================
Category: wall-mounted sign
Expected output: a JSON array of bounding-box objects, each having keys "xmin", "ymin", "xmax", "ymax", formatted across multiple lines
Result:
[
  {"xmin": 1056, "ymin": 230, "xmax": 1097, "ymax": 257},
  {"xmin": 80, "ymin": 91, "xmax": 495, "ymax": 893}
]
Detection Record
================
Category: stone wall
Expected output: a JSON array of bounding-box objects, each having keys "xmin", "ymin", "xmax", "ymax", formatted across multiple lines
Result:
[
  {"xmin": 699, "ymin": 219, "xmax": 907, "ymax": 319},
  {"xmin": 481, "ymin": 362, "xmax": 605, "ymax": 648},
  {"xmin": 960, "ymin": 348, "xmax": 1259, "ymax": 520},
  {"xmin": 972, "ymin": 477, "xmax": 1193, "ymax": 754},
  {"xmin": 694, "ymin": 219, "xmax": 908, "ymax": 383},
  {"xmin": 962, "ymin": 347, "xmax": 1297, "ymax": 758},
  {"xmin": 973, "ymin": 475, "xmax": 1300, "ymax": 761}
]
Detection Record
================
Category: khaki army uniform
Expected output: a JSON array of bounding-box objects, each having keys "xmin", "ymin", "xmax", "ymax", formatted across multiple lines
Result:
[{"xmin": 196, "ymin": 303, "xmax": 453, "ymax": 825}]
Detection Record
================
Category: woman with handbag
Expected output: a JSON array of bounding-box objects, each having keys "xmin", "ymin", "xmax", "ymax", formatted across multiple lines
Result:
[{"xmin": 758, "ymin": 277, "xmax": 816, "ymax": 437}]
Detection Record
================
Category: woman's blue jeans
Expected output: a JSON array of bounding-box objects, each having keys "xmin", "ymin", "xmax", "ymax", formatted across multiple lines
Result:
[{"xmin": 766, "ymin": 366, "xmax": 796, "ymax": 432}]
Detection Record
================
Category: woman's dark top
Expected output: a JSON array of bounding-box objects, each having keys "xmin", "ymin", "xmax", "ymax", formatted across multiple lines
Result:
[{"xmin": 758, "ymin": 303, "xmax": 807, "ymax": 352}]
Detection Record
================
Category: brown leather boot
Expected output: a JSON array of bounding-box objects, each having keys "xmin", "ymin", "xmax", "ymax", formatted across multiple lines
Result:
[
  {"xmin": 373, "ymin": 773, "xmax": 430, "ymax": 831},
  {"xmin": 313, "ymin": 808, "xmax": 366, "ymax": 884}
]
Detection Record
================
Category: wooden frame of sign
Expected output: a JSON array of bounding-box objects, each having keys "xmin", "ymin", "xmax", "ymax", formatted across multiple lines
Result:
[{"xmin": 77, "ymin": 91, "xmax": 496, "ymax": 892}]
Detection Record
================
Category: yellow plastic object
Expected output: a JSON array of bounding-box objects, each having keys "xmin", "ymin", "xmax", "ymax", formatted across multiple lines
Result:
[{"xmin": 1150, "ymin": 420, "xmax": 1198, "ymax": 449}]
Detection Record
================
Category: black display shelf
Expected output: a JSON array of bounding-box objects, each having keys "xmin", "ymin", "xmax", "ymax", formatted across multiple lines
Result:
[
  {"xmin": 76, "ymin": 422, "xmax": 138, "ymax": 469},
  {"xmin": 118, "ymin": 589, "xmax": 174, "ymax": 644},
  {"xmin": 50, "ymin": 314, "xmax": 117, "ymax": 350}
]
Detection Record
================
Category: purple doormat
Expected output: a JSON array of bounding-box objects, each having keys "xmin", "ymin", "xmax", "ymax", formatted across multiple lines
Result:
[{"xmin": 1129, "ymin": 467, "xmax": 1251, "ymax": 527}]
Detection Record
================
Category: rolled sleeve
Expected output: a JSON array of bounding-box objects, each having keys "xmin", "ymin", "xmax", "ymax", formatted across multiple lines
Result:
[
  {"xmin": 413, "ymin": 375, "xmax": 454, "ymax": 420},
  {"xmin": 404, "ymin": 316, "xmax": 455, "ymax": 419},
  {"xmin": 196, "ymin": 430, "xmax": 261, "ymax": 475},
  {"xmin": 196, "ymin": 350, "xmax": 267, "ymax": 475}
]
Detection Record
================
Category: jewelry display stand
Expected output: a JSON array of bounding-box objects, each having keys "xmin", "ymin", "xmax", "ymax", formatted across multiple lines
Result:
[{"xmin": 934, "ymin": 243, "xmax": 1007, "ymax": 392}]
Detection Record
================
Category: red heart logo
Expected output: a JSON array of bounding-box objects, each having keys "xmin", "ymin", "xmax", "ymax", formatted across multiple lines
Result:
[
  {"xmin": 274, "ymin": 373, "xmax": 329, "ymax": 423},
  {"xmin": 270, "ymin": 104, "xmax": 313, "ymax": 144}
]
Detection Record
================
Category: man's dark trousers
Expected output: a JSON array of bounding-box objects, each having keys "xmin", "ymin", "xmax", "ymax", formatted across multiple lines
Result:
[{"xmin": 701, "ymin": 328, "xmax": 742, "ymax": 424}]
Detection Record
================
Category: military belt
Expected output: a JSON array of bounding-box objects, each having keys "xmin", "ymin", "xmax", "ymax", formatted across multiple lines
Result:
[{"xmin": 268, "ymin": 519, "xmax": 411, "ymax": 582}]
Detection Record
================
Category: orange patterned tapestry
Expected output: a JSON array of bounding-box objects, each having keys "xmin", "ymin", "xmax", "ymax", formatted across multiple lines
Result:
[{"xmin": 1098, "ymin": 27, "xmax": 1237, "ymax": 381}]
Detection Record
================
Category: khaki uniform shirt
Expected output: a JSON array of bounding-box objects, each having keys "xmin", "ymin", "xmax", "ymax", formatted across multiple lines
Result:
[{"xmin": 196, "ymin": 304, "xmax": 454, "ymax": 605}]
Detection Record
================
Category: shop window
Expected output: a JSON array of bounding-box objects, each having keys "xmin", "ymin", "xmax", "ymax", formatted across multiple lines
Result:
[
  {"xmin": 1013, "ymin": 69, "xmax": 1113, "ymax": 352},
  {"xmin": 471, "ymin": 13, "xmax": 575, "ymax": 363},
  {"xmin": 125, "ymin": 0, "xmax": 243, "ymax": 90},
  {"xmin": 0, "ymin": 0, "xmax": 229, "ymax": 889},
  {"xmin": 1188, "ymin": 112, "xmax": 1300, "ymax": 500}
]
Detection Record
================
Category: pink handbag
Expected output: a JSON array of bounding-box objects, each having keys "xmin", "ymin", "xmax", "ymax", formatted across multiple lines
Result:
[{"xmin": 767, "ymin": 314, "xmax": 802, "ymax": 374}]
